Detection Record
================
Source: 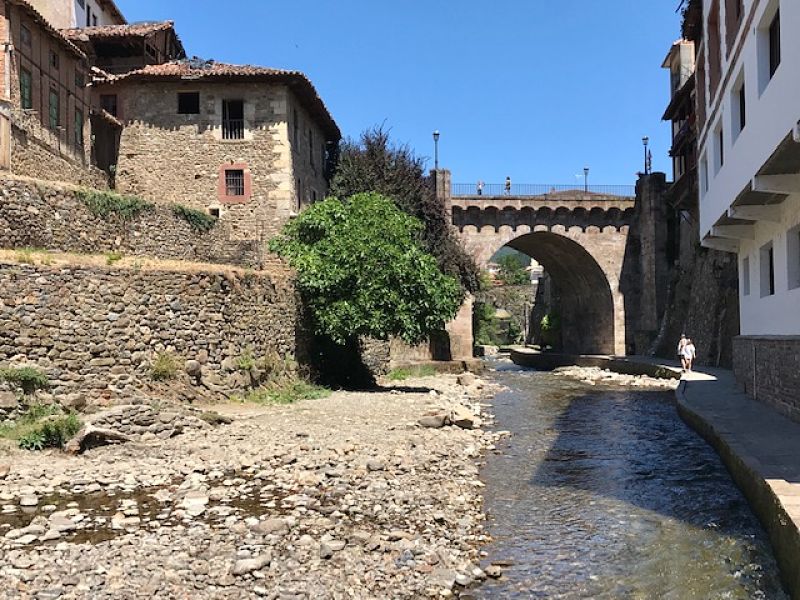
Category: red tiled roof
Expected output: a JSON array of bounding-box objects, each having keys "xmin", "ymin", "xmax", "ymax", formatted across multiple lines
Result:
[
  {"xmin": 61, "ymin": 21, "xmax": 175, "ymax": 41},
  {"xmin": 9, "ymin": 0, "xmax": 86, "ymax": 59},
  {"xmin": 107, "ymin": 60, "xmax": 341, "ymax": 139}
]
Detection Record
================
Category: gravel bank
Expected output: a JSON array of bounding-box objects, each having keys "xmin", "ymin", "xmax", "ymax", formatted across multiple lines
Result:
[{"xmin": 0, "ymin": 374, "xmax": 503, "ymax": 599}]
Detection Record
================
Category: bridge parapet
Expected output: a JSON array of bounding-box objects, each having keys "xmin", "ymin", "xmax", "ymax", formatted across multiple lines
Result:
[{"xmin": 452, "ymin": 194, "xmax": 635, "ymax": 212}]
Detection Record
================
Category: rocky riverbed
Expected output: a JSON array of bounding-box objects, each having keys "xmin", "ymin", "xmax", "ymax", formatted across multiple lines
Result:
[
  {"xmin": 0, "ymin": 374, "xmax": 504, "ymax": 599},
  {"xmin": 551, "ymin": 365, "xmax": 681, "ymax": 389}
]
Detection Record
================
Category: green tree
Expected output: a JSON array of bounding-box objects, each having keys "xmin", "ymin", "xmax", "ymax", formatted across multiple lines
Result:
[
  {"xmin": 270, "ymin": 193, "xmax": 463, "ymax": 346},
  {"xmin": 330, "ymin": 126, "xmax": 480, "ymax": 293},
  {"xmin": 496, "ymin": 254, "xmax": 530, "ymax": 286}
]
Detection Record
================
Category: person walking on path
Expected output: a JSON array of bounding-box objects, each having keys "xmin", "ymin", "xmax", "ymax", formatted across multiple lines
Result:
[
  {"xmin": 677, "ymin": 334, "xmax": 688, "ymax": 371},
  {"xmin": 477, "ymin": 180, "xmax": 484, "ymax": 195},
  {"xmin": 504, "ymin": 176, "xmax": 512, "ymax": 195},
  {"xmin": 682, "ymin": 338, "xmax": 697, "ymax": 372}
]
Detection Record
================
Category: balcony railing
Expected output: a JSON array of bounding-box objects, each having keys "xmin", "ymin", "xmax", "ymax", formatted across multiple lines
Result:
[
  {"xmin": 452, "ymin": 183, "xmax": 636, "ymax": 198},
  {"xmin": 222, "ymin": 119, "xmax": 245, "ymax": 140}
]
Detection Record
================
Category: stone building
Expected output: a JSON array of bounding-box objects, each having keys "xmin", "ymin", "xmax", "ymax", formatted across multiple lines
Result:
[
  {"xmin": 92, "ymin": 59, "xmax": 341, "ymax": 240},
  {"xmin": 0, "ymin": 0, "xmax": 105, "ymax": 186}
]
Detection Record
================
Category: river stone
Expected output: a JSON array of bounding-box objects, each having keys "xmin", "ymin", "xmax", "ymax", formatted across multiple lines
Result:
[
  {"xmin": 0, "ymin": 464, "xmax": 10, "ymax": 479},
  {"xmin": 428, "ymin": 568, "xmax": 457, "ymax": 590},
  {"xmin": 232, "ymin": 552, "xmax": 271, "ymax": 576},
  {"xmin": 485, "ymin": 565, "xmax": 503, "ymax": 579},
  {"xmin": 19, "ymin": 494, "xmax": 39, "ymax": 507},
  {"xmin": 366, "ymin": 459, "xmax": 385, "ymax": 472},
  {"xmin": 418, "ymin": 415, "xmax": 446, "ymax": 429},
  {"xmin": 456, "ymin": 373, "xmax": 476, "ymax": 387},
  {"xmin": 251, "ymin": 518, "xmax": 288, "ymax": 535}
]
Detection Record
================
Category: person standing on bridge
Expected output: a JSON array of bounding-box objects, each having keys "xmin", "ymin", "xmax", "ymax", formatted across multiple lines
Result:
[
  {"xmin": 477, "ymin": 180, "xmax": 484, "ymax": 195},
  {"xmin": 504, "ymin": 176, "xmax": 512, "ymax": 195}
]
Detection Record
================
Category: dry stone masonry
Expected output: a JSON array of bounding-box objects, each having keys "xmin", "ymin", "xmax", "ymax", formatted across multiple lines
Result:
[{"xmin": 0, "ymin": 258, "xmax": 299, "ymax": 405}]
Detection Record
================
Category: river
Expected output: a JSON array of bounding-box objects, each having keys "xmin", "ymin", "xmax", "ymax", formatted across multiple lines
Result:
[{"xmin": 478, "ymin": 361, "xmax": 787, "ymax": 599}]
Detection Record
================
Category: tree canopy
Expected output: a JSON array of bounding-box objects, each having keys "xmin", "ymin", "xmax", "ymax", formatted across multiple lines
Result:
[
  {"xmin": 270, "ymin": 193, "xmax": 463, "ymax": 346},
  {"xmin": 330, "ymin": 127, "xmax": 480, "ymax": 293},
  {"xmin": 496, "ymin": 254, "xmax": 530, "ymax": 286}
]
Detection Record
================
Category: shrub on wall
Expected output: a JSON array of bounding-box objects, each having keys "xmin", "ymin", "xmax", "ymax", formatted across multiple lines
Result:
[
  {"xmin": 76, "ymin": 188, "xmax": 153, "ymax": 220},
  {"xmin": 150, "ymin": 352, "xmax": 180, "ymax": 381},
  {"xmin": 0, "ymin": 366, "xmax": 49, "ymax": 395},
  {"xmin": 172, "ymin": 204, "xmax": 217, "ymax": 232}
]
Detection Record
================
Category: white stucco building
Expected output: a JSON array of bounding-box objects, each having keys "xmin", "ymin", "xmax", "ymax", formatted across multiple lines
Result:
[
  {"xmin": 26, "ymin": 0, "xmax": 125, "ymax": 30},
  {"xmin": 695, "ymin": 0, "xmax": 800, "ymax": 418}
]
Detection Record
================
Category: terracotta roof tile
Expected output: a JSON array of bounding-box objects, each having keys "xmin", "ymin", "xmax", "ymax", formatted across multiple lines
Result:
[
  {"xmin": 61, "ymin": 21, "xmax": 175, "ymax": 41},
  {"xmin": 107, "ymin": 60, "xmax": 340, "ymax": 139}
]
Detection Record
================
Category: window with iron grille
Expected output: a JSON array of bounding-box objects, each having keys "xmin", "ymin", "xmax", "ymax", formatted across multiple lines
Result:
[
  {"xmin": 48, "ymin": 89, "xmax": 60, "ymax": 129},
  {"xmin": 225, "ymin": 169, "xmax": 245, "ymax": 196},
  {"xmin": 19, "ymin": 68, "xmax": 32, "ymax": 110},
  {"xmin": 222, "ymin": 99, "xmax": 245, "ymax": 140},
  {"xmin": 74, "ymin": 109, "xmax": 84, "ymax": 148}
]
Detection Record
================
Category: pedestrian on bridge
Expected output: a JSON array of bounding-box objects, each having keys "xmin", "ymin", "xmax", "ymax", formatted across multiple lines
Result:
[
  {"xmin": 504, "ymin": 176, "xmax": 512, "ymax": 195},
  {"xmin": 477, "ymin": 180, "xmax": 484, "ymax": 195}
]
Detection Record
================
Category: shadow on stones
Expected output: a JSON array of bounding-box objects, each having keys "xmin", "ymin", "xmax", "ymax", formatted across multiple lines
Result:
[{"xmin": 306, "ymin": 335, "xmax": 377, "ymax": 391}]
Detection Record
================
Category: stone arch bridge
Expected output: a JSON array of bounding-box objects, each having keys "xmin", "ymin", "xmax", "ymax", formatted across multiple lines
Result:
[{"xmin": 435, "ymin": 172, "xmax": 636, "ymax": 356}]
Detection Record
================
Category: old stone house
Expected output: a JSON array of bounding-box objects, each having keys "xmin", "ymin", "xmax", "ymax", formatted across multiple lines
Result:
[
  {"xmin": 0, "ymin": 0, "xmax": 105, "ymax": 186},
  {"xmin": 92, "ymin": 59, "xmax": 341, "ymax": 240},
  {"xmin": 27, "ymin": 0, "xmax": 125, "ymax": 30}
]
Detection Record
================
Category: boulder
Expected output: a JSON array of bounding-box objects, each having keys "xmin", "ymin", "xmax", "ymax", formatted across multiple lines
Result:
[
  {"xmin": 450, "ymin": 406, "xmax": 481, "ymax": 430},
  {"xmin": 232, "ymin": 552, "xmax": 272, "ymax": 576},
  {"xmin": 456, "ymin": 373, "xmax": 476, "ymax": 387},
  {"xmin": 185, "ymin": 360, "xmax": 202, "ymax": 378},
  {"xmin": 418, "ymin": 415, "xmax": 446, "ymax": 429},
  {"xmin": 65, "ymin": 426, "xmax": 132, "ymax": 455}
]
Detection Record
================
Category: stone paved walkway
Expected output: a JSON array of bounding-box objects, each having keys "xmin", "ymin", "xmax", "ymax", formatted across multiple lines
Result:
[{"xmin": 676, "ymin": 365, "xmax": 800, "ymax": 595}]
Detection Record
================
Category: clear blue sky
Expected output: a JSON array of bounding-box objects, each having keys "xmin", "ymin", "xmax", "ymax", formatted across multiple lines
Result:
[{"xmin": 118, "ymin": 1, "xmax": 682, "ymax": 187}]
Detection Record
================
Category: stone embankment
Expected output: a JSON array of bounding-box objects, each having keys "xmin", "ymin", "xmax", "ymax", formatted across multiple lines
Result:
[{"xmin": 0, "ymin": 374, "xmax": 504, "ymax": 599}]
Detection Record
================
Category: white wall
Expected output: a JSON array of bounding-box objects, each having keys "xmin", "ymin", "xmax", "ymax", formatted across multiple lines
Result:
[
  {"xmin": 738, "ymin": 194, "xmax": 800, "ymax": 334},
  {"xmin": 698, "ymin": 0, "xmax": 800, "ymax": 238},
  {"xmin": 73, "ymin": 0, "xmax": 124, "ymax": 27}
]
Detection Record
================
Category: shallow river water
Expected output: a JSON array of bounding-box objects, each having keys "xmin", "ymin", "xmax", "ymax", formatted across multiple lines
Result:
[{"xmin": 478, "ymin": 362, "xmax": 788, "ymax": 599}]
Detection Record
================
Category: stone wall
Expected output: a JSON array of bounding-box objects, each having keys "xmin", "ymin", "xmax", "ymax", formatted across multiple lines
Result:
[
  {"xmin": 99, "ymin": 81, "xmax": 325, "ymax": 242},
  {"xmin": 733, "ymin": 336, "xmax": 800, "ymax": 422},
  {"xmin": 0, "ymin": 177, "xmax": 268, "ymax": 268},
  {"xmin": 0, "ymin": 258, "xmax": 299, "ymax": 403}
]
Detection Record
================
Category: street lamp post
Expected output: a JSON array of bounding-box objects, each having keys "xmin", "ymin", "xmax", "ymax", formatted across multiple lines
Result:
[
  {"xmin": 433, "ymin": 130, "xmax": 440, "ymax": 171},
  {"xmin": 583, "ymin": 166, "xmax": 589, "ymax": 193},
  {"xmin": 642, "ymin": 136, "xmax": 650, "ymax": 175}
]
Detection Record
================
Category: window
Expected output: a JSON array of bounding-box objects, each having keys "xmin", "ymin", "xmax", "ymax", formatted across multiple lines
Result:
[
  {"xmin": 209, "ymin": 207, "xmax": 221, "ymax": 218},
  {"xmin": 225, "ymin": 169, "xmax": 245, "ymax": 196},
  {"xmin": 86, "ymin": 6, "xmax": 91, "ymax": 27},
  {"xmin": 734, "ymin": 80, "xmax": 746, "ymax": 135},
  {"xmin": 75, "ymin": 70, "xmax": 85, "ymax": 89},
  {"xmin": 700, "ymin": 155, "xmax": 709, "ymax": 194},
  {"xmin": 292, "ymin": 109, "xmax": 299, "ymax": 145},
  {"xmin": 707, "ymin": 0, "xmax": 722, "ymax": 96},
  {"xmin": 296, "ymin": 178, "xmax": 302, "ymax": 209},
  {"xmin": 20, "ymin": 24, "xmax": 31, "ymax": 46},
  {"xmin": 100, "ymin": 94, "xmax": 118, "ymax": 117},
  {"xmin": 311, "ymin": 190, "xmax": 318, "ymax": 203},
  {"xmin": 178, "ymin": 92, "xmax": 200, "ymax": 114},
  {"xmin": 145, "ymin": 43, "xmax": 158, "ymax": 60},
  {"xmin": 74, "ymin": 108, "xmax": 84, "ymax": 148},
  {"xmin": 742, "ymin": 256, "xmax": 751, "ymax": 296},
  {"xmin": 760, "ymin": 241, "xmax": 775, "ymax": 297},
  {"xmin": 768, "ymin": 9, "xmax": 781, "ymax": 78},
  {"xmin": 309, "ymin": 129, "xmax": 314, "ymax": 166},
  {"xmin": 49, "ymin": 50, "xmax": 59, "ymax": 70},
  {"xmin": 788, "ymin": 224, "xmax": 800, "ymax": 290},
  {"xmin": 222, "ymin": 99, "xmax": 244, "ymax": 140},
  {"xmin": 714, "ymin": 125, "xmax": 724, "ymax": 173},
  {"xmin": 19, "ymin": 68, "xmax": 32, "ymax": 110},
  {"xmin": 48, "ymin": 89, "xmax": 60, "ymax": 129}
]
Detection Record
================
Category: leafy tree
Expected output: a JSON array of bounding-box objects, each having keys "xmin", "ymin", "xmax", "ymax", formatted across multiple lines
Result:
[
  {"xmin": 330, "ymin": 126, "xmax": 480, "ymax": 293},
  {"xmin": 270, "ymin": 193, "xmax": 463, "ymax": 346},
  {"xmin": 496, "ymin": 254, "xmax": 530, "ymax": 286}
]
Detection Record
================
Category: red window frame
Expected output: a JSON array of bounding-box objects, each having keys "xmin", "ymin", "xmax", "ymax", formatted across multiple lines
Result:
[{"xmin": 217, "ymin": 163, "xmax": 252, "ymax": 204}]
